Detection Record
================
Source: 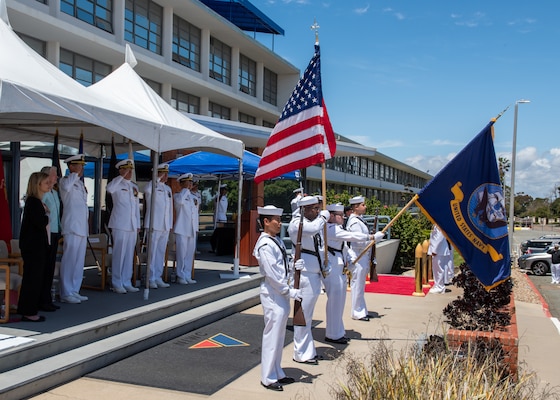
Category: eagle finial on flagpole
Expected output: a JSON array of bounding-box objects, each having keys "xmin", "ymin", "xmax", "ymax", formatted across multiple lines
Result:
[{"xmin": 311, "ymin": 18, "xmax": 320, "ymax": 44}]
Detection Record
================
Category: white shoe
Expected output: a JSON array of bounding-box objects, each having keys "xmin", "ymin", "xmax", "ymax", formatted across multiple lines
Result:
[
  {"xmin": 124, "ymin": 285, "xmax": 139, "ymax": 293},
  {"xmin": 185, "ymin": 278, "xmax": 197, "ymax": 284},
  {"xmin": 156, "ymin": 279, "xmax": 170, "ymax": 288},
  {"xmin": 148, "ymin": 281, "xmax": 158, "ymax": 289},
  {"xmin": 73, "ymin": 293, "xmax": 88, "ymax": 301},
  {"xmin": 112, "ymin": 286, "xmax": 127, "ymax": 294},
  {"xmin": 429, "ymin": 287, "xmax": 445, "ymax": 294},
  {"xmin": 177, "ymin": 278, "xmax": 189, "ymax": 285},
  {"xmin": 61, "ymin": 295, "xmax": 81, "ymax": 304}
]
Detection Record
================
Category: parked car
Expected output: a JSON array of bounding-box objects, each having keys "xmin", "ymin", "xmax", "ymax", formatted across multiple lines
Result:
[
  {"xmin": 519, "ymin": 237, "xmax": 560, "ymax": 254},
  {"xmin": 518, "ymin": 251, "xmax": 552, "ymax": 276}
]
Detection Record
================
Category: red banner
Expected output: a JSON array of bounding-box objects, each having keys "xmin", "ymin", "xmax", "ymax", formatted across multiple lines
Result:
[{"xmin": 0, "ymin": 151, "xmax": 12, "ymax": 247}]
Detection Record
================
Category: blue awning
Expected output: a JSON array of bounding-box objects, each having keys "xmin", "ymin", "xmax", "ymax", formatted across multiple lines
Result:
[{"xmin": 200, "ymin": 0, "xmax": 284, "ymax": 35}]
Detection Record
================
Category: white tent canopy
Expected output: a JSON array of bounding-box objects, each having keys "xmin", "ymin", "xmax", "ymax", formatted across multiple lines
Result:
[{"xmin": 0, "ymin": 0, "xmax": 243, "ymax": 159}]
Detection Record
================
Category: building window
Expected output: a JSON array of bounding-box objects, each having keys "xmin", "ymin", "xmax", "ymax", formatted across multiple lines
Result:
[
  {"xmin": 61, "ymin": 0, "xmax": 113, "ymax": 33},
  {"xmin": 59, "ymin": 48, "xmax": 111, "ymax": 86},
  {"xmin": 35, "ymin": 0, "xmax": 48, "ymax": 4},
  {"xmin": 172, "ymin": 15, "xmax": 200, "ymax": 72},
  {"xmin": 239, "ymin": 112, "xmax": 256, "ymax": 125},
  {"xmin": 18, "ymin": 33, "xmax": 46, "ymax": 57},
  {"xmin": 239, "ymin": 54, "xmax": 256, "ymax": 97},
  {"xmin": 263, "ymin": 67, "xmax": 277, "ymax": 106},
  {"xmin": 171, "ymin": 88, "xmax": 200, "ymax": 114},
  {"xmin": 125, "ymin": 0, "xmax": 162, "ymax": 55},
  {"xmin": 263, "ymin": 120, "xmax": 276, "ymax": 128},
  {"xmin": 141, "ymin": 77, "xmax": 161, "ymax": 95},
  {"xmin": 208, "ymin": 102, "xmax": 230, "ymax": 120},
  {"xmin": 209, "ymin": 37, "xmax": 231, "ymax": 85}
]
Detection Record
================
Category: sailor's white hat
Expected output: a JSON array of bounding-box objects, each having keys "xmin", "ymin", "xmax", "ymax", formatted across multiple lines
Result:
[
  {"xmin": 349, "ymin": 196, "xmax": 365, "ymax": 205},
  {"xmin": 298, "ymin": 195, "xmax": 318, "ymax": 207},
  {"xmin": 326, "ymin": 203, "xmax": 344, "ymax": 212},
  {"xmin": 257, "ymin": 205, "xmax": 283, "ymax": 216}
]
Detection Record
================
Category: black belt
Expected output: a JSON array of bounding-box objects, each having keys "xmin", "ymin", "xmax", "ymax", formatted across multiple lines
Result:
[
  {"xmin": 327, "ymin": 246, "xmax": 343, "ymax": 256},
  {"xmin": 301, "ymin": 248, "xmax": 319, "ymax": 257}
]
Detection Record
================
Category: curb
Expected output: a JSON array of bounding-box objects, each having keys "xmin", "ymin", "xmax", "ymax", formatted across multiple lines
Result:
[{"xmin": 523, "ymin": 272, "xmax": 552, "ymax": 318}]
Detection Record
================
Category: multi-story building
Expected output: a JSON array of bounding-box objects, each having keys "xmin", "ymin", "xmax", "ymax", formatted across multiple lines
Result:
[{"xmin": 5, "ymin": 0, "xmax": 431, "ymax": 209}]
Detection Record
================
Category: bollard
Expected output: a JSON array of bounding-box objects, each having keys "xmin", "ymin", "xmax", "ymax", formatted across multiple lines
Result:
[
  {"xmin": 412, "ymin": 243, "xmax": 425, "ymax": 297},
  {"xmin": 423, "ymin": 239, "xmax": 433, "ymax": 282},
  {"xmin": 421, "ymin": 239, "xmax": 430, "ymax": 288}
]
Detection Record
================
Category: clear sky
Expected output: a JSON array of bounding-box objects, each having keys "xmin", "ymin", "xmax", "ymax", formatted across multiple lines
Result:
[{"xmin": 249, "ymin": 0, "xmax": 560, "ymax": 200}]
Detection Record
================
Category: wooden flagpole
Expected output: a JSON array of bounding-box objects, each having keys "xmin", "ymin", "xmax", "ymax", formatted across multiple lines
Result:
[{"xmin": 353, "ymin": 195, "xmax": 419, "ymax": 264}]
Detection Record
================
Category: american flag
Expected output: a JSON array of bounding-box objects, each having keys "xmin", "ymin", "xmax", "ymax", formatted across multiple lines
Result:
[{"xmin": 254, "ymin": 44, "xmax": 336, "ymax": 183}]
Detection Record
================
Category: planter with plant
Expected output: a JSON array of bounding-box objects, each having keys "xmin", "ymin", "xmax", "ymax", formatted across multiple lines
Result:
[{"xmin": 443, "ymin": 263, "xmax": 518, "ymax": 377}]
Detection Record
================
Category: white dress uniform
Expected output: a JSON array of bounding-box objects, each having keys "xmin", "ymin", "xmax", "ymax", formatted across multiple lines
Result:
[
  {"xmin": 214, "ymin": 188, "xmax": 228, "ymax": 223},
  {"xmin": 287, "ymin": 201, "xmax": 326, "ymax": 363},
  {"xmin": 174, "ymin": 187, "xmax": 198, "ymax": 282},
  {"xmin": 428, "ymin": 225, "xmax": 451, "ymax": 293},
  {"xmin": 324, "ymin": 221, "xmax": 370, "ymax": 340},
  {"xmin": 107, "ymin": 175, "xmax": 141, "ymax": 291},
  {"xmin": 253, "ymin": 231, "xmax": 291, "ymax": 386},
  {"xmin": 143, "ymin": 178, "xmax": 173, "ymax": 285},
  {"xmin": 59, "ymin": 170, "xmax": 89, "ymax": 301},
  {"xmin": 445, "ymin": 242, "xmax": 455, "ymax": 285},
  {"xmin": 346, "ymin": 213, "xmax": 371, "ymax": 319}
]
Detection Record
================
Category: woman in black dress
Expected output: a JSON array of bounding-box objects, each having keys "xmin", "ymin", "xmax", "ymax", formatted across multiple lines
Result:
[{"xmin": 17, "ymin": 171, "xmax": 51, "ymax": 322}]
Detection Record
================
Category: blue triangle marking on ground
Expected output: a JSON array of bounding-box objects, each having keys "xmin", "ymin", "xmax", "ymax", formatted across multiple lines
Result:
[{"xmin": 209, "ymin": 333, "xmax": 250, "ymax": 347}]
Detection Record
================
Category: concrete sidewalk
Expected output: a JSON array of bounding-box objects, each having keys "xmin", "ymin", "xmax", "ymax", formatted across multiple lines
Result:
[{"xmin": 30, "ymin": 284, "xmax": 560, "ymax": 399}]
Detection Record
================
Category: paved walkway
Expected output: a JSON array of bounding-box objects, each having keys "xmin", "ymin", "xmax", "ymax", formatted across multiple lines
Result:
[{"xmin": 30, "ymin": 277, "xmax": 560, "ymax": 399}]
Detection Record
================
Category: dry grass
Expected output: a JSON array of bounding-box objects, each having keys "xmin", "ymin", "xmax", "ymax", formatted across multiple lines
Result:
[{"xmin": 330, "ymin": 338, "xmax": 560, "ymax": 400}]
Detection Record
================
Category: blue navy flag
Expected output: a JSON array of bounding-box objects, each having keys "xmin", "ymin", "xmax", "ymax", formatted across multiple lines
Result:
[{"xmin": 415, "ymin": 119, "xmax": 510, "ymax": 289}]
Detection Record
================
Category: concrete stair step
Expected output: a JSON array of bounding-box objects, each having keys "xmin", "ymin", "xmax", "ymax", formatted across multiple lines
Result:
[{"xmin": 0, "ymin": 281, "xmax": 260, "ymax": 400}]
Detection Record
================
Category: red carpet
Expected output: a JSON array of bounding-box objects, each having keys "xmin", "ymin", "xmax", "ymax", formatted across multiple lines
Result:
[{"xmin": 363, "ymin": 274, "xmax": 433, "ymax": 296}]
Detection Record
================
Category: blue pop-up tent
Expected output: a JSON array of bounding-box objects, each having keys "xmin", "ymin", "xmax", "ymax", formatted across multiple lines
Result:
[{"xmin": 168, "ymin": 150, "xmax": 298, "ymax": 180}]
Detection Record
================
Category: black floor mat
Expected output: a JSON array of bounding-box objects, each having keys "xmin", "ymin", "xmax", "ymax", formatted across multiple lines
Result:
[{"xmin": 87, "ymin": 312, "xmax": 294, "ymax": 395}]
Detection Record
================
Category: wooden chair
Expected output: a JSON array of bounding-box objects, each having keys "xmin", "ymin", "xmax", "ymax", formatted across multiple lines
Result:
[
  {"xmin": 0, "ymin": 264, "xmax": 22, "ymax": 323},
  {"xmin": 0, "ymin": 240, "xmax": 24, "ymax": 322},
  {"xmin": 81, "ymin": 234, "xmax": 112, "ymax": 291}
]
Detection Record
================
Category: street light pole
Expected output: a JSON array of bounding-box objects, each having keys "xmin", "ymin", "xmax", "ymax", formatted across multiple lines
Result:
[{"xmin": 508, "ymin": 99, "xmax": 530, "ymax": 255}]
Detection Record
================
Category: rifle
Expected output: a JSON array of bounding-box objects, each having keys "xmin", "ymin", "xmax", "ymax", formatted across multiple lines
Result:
[
  {"xmin": 292, "ymin": 208, "xmax": 306, "ymax": 326},
  {"xmin": 369, "ymin": 210, "xmax": 379, "ymax": 282}
]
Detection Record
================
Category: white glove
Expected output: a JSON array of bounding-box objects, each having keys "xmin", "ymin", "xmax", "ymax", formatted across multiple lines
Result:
[
  {"xmin": 320, "ymin": 210, "xmax": 331, "ymax": 220},
  {"xmin": 294, "ymin": 259, "xmax": 305, "ymax": 271},
  {"xmin": 289, "ymin": 288, "xmax": 303, "ymax": 301},
  {"xmin": 374, "ymin": 231, "xmax": 385, "ymax": 242}
]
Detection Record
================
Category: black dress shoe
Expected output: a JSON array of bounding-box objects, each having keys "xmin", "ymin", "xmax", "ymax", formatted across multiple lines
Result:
[
  {"xmin": 261, "ymin": 382, "xmax": 283, "ymax": 391},
  {"xmin": 50, "ymin": 303, "xmax": 61, "ymax": 309},
  {"xmin": 21, "ymin": 315, "xmax": 46, "ymax": 322},
  {"xmin": 293, "ymin": 358, "xmax": 318, "ymax": 365},
  {"xmin": 325, "ymin": 336, "xmax": 349, "ymax": 344},
  {"xmin": 358, "ymin": 316, "xmax": 370, "ymax": 321},
  {"xmin": 39, "ymin": 304, "xmax": 57, "ymax": 312},
  {"xmin": 278, "ymin": 377, "xmax": 295, "ymax": 384}
]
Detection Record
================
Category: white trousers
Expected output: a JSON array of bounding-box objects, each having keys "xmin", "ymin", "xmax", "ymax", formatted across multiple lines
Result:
[
  {"xmin": 431, "ymin": 254, "xmax": 447, "ymax": 291},
  {"xmin": 350, "ymin": 259, "xmax": 368, "ymax": 319},
  {"xmin": 111, "ymin": 229, "xmax": 136, "ymax": 289},
  {"xmin": 293, "ymin": 271, "xmax": 321, "ymax": 362},
  {"xmin": 323, "ymin": 261, "xmax": 347, "ymax": 340},
  {"xmin": 175, "ymin": 233, "xmax": 195, "ymax": 280},
  {"xmin": 551, "ymin": 263, "xmax": 560, "ymax": 283},
  {"xmin": 59, "ymin": 233, "xmax": 87, "ymax": 297},
  {"xmin": 147, "ymin": 229, "xmax": 169, "ymax": 282},
  {"xmin": 260, "ymin": 289, "xmax": 290, "ymax": 385}
]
